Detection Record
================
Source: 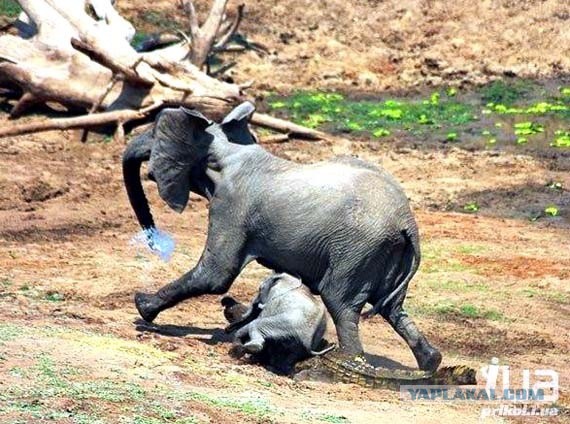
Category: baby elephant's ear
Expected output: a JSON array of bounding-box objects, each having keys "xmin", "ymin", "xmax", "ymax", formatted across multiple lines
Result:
[
  {"xmin": 148, "ymin": 108, "xmax": 212, "ymax": 213},
  {"xmin": 221, "ymin": 101, "xmax": 256, "ymax": 145}
]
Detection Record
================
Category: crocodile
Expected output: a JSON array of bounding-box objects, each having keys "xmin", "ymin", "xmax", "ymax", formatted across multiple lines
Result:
[{"xmin": 293, "ymin": 348, "xmax": 477, "ymax": 390}]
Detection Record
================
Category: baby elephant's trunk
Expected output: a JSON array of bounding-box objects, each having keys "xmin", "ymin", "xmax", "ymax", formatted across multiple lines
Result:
[{"xmin": 221, "ymin": 296, "xmax": 249, "ymax": 325}]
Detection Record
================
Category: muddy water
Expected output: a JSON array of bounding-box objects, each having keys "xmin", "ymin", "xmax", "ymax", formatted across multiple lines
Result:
[{"xmin": 461, "ymin": 113, "xmax": 569, "ymax": 151}]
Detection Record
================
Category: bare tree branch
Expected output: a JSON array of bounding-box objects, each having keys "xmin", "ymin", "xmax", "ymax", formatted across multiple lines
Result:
[
  {"xmin": 0, "ymin": 0, "xmax": 327, "ymax": 144},
  {"xmin": 180, "ymin": 0, "xmax": 229, "ymax": 69},
  {"xmin": 250, "ymin": 113, "xmax": 327, "ymax": 140},
  {"xmin": 180, "ymin": 0, "xmax": 200, "ymax": 40},
  {"xmin": 213, "ymin": 3, "xmax": 244, "ymax": 51},
  {"xmin": 70, "ymin": 38, "xmax": 154, "ymax": 87},
  {"xmin": 10, "ymin": 92, "xmax": 39, "ymax": 118},
  {"xmin": 0, "ymin": 102, "xmax": 164, "ymax": 138}
]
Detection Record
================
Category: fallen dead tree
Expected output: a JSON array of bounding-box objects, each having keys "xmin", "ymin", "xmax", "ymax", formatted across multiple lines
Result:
[{"xmin": 0, "ymin": 0, "xmax": 325, "ymax": 142}]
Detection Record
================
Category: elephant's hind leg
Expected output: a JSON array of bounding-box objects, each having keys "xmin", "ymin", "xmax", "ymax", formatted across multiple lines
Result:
[{"xmin": 382, "ymin": 307, "xmax": 442, "ymax": 371}]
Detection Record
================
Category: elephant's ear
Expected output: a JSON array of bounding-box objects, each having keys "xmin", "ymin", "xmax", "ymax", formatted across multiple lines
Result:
[
  {"xmin": 148, "ymin": 108, "xmax": 212, "ymax": 213},
  {"xmin": 221, "ymin": 101, "xmax": 256, "ymax": 145}
]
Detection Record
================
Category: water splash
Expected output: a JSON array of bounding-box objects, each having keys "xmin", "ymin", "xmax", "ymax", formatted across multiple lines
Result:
[{"xmin": 130, "ymin": 227, "xmax": 176, "ymax": 262}]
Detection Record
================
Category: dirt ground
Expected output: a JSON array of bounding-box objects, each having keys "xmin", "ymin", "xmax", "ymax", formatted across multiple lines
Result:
[
  {"xmin": 1, "ymin": 1, "xmax": 570, "ymax": 423},
  {"xmin": 1, "ymin": 121, "xmax": 569, "ymax": 423},
  {"xmin": 123, "ymin": 0, "xmax": 570, "ymax": 93}
]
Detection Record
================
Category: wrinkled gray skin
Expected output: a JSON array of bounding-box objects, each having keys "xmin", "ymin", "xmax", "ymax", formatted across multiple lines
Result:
[
  {"xmin": 223, "ymin": 273, "xmax": 333, "ymax": 374},
  {"xmin": 222, "ymin": 273, "xmax": 334, "ymax": 373},
  {"xmin": 123, "ymin": 102, "xmax": 442, "ymax": 372}
]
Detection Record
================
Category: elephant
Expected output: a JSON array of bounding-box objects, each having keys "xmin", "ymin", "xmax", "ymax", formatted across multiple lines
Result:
[
  {"xmin": 221, "ymin": 272, "xmax": 334, "ymax": 374},
  {"xmin": 122, "ymin": 101, "xmax": 442, "ymax": 372}
]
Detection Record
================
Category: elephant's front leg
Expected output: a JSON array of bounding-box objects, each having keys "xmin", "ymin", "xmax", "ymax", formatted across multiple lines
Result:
[
  {"xmin": 135, "ymin": 230, "xmax": 248, "ymax": 323},
  {"xmin": 235, "ymin": 323, "xmax": 266, "ymax": 354},
  {"xmin": 320, "ymin": 277, "xmax": 367, "ymax": 356}
]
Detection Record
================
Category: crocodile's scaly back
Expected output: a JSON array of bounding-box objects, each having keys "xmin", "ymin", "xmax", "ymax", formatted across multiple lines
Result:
[{"xmin": 294, "ymin": 350, "xmax": 477, "ymax": 390}]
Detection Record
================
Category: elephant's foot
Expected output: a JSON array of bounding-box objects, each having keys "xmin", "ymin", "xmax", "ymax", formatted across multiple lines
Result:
[
  {"xmin": 134, "ymin": 292, "xmax": 162, "ymax": 323},
  {"xmin": 414, "ymin": 342, "xmax": 442, "ymax": 372}
]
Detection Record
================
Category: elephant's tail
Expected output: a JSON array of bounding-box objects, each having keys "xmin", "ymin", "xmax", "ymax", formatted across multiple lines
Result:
[
  {"xmin": 362, "ymin": 228, "xmax": 420, "ymax": 318},
  {"xmin": 122, "ymin": 130, "xmax": 156, "ymax": 231}
]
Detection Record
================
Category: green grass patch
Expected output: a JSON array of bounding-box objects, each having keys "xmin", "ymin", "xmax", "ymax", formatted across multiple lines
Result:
[
  {"xmin": 44, "ymin": 291, "xmax": 65, "ymax": 302},
  {"xmin": 520, "ymin": 288, "xmax": 569, "ymax": 304},
  {"xmin": 0, "ymin": 0, "xmax": 21, "ymax": 17},
  {"xmin": 420, "ymin": 242, "xmax": 476, "ymax": 274},
  {"xmin": 479, "ymin": 79, "xmax": 537, "ymax": 104},
  {"xmin": 302, "ymin": 411, "xmax": 349, "ymax": 423},
  {"xmin": 422, "ymin": 278, "xmax": 489, "ymax": 293},
  {"xmin": 269, "ymin": 91, "xmax": 475, "ymax": 136},
  {"xmin": 421, "ymin": 257, "xmax": 472, "ymax": 274},
  {"xmin": 0, "ymin": 323, "xmax": 26, "ymax": 343},
  {"xmin": 456, "ymin": 243, "xmax": 488, "ymax": 255},
  {"xmin": 410, "ymin": 300, "xmax": 504, "ymax": 321},
  {"xmin": 270, "ymin": 82, "xmax": 570, "ymax": 149},
  {"xmin": 126, "ymin": 416, "xmax": 200, "ymax": 424},
  {"xmin": 187, "ymin": 391, "xmax": 272, "ymax": 418}
]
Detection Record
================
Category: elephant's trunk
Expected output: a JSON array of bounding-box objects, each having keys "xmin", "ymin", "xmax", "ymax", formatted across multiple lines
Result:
[{"xmin": 122, "ymin": 131, "xmax": 155, "ymax": 230}]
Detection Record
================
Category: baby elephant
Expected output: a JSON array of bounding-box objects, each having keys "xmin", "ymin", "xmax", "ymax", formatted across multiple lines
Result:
[{"xmin": 222, "ymin": 273, "xmax": 334, "ymax": 373}]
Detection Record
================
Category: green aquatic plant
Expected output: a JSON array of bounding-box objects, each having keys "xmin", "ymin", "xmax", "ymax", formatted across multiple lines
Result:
[
  {"xmin": 430, "ymin": 92, "xmax": 440, "ymax": 105},
  {"xmin": 303, "ymin": 113, "xmax": 329, "ymax": 128},
  {"xmin": 516, "ymin": 137, "xmax": 528, "ymax": 145},
  {"xmin": 269, "ymin": 91, "xmax": 475, "ymax": 137},
  {"xmin": 344, "ymin": 120, "xmax": 363, "ymax": 131},
  {"xmin": 551, "ymin": 130, "xmax": 570, "ymax": 147},
  {"xmin": 369, "ymin": 106, "xmax": 403, "ymax": 120},
  {"xmin": 463, "ymin": 202, "xmax": 479, "ymax": 213},
  {"xmin": 446, "ymin": 132, "xmax": 458, "ymax": 141},
  {"xmin": 485, "ymin": 101, "xmax": 568, "ymax": 116},
  {"xmin": 446, "ymin": 87, "xmax": 458, "ymax": 97},
  {"xmin": 513, "ymin": 121, "xmax": 544, "ymax": 136},
  {"xmin": 269, "ymin": 101, "xmax": 287, "ymax": 109},
  {"xmin": 544, "ymin": 205, "xmax": 559, "ymax": 217},
  {"xmin": 372, "ymin": 128, "xmax": 390, "ymax": 137},
  {"xmin": 525, "ymin": 102, "xmax": 568, "ymax": 114},
  {"xmin": 418, "ymin": 114, "xmax": 433, "ymax": 125}
]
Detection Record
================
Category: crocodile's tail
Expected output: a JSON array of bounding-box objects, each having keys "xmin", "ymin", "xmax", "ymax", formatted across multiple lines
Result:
[{"xmin": 363, "ymin": 228, "xmax": 420, "ymax": 318}]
